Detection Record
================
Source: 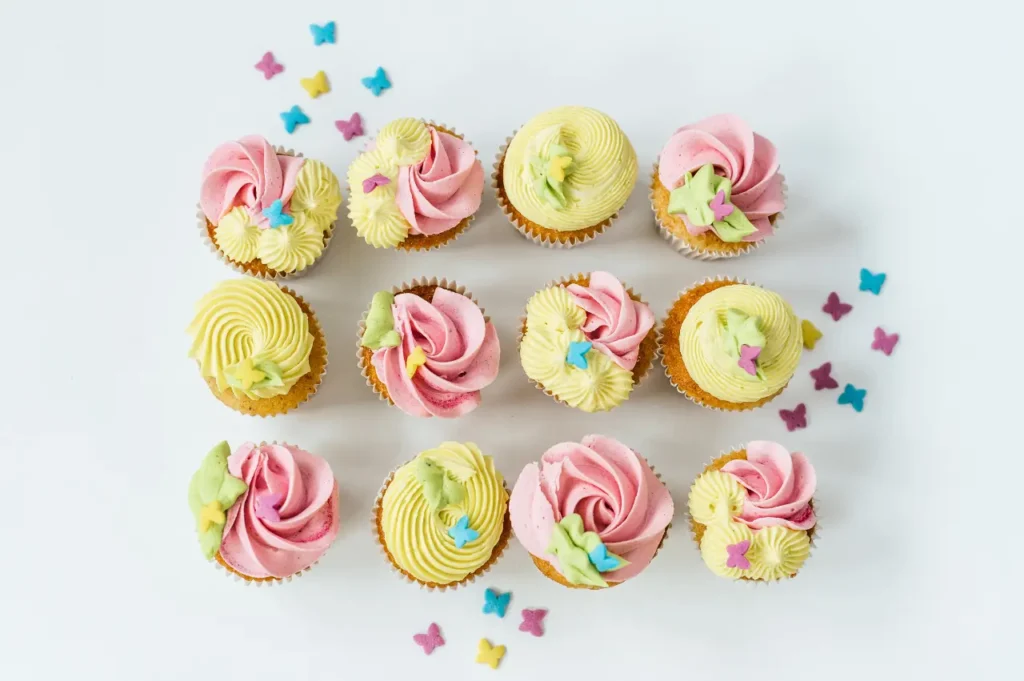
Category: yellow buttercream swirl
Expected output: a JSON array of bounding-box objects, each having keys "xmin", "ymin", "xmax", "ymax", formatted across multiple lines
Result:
[
  {"xmin": 256, "ymin": 219, "xmax": 325, "ymax": 273},
  {"xmin": 376, "ymin": 118, "xmax": 431, "ymax": 167},
  {"xmin": 347, "ymin": 148, "xmax": 409, "ymax": 248},
  {"xmin": 380, "ymin": 442, "xmax": 508, "ymax": 585},
  {"xmin": 186, "ymin": 279, "xmax": 313, "ymax": 400},
  {"xmin": 502, "ymin": 106, "xmax": 637, "ymax": 231},
  {"xmin": 688, "ymin": 470, "xmax": 746, "ymax": 526},
  {"xmin": 214, "ymin": 206, "xmax": 260, "ymax": 263},
  {"xmin": 289, "ymin": 159, "xmax": 342, "ymax": 232},
  {"xmin": 520, "ymin": 286, "xmax": 633, "ymax": 412},
  {"xmin": 749, "ymin": 525, "xmax": 810, "ymax": 581},
  {"xmin": 679, "ymin": 284, "xmax": 802, "ymax": 402}
]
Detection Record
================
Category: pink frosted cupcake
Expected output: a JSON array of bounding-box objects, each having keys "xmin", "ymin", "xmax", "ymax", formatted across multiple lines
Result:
[
  {"xmin": 357, "ymin": 277, "xmax": 500, "ymax": 417},
  {"xmin": 650, "ymin": 114, "xmax": 786, "ymax": 260},
  {"xmin": 509, "ymin": 435, "xmax": 674, "ymax": 590},
  {"xmin": 188, "ymin": 441, "xmax": 340, "ymax": 584}
]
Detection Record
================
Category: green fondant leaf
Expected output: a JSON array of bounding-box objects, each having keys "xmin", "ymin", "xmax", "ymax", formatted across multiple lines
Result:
[
  {"xmin": 188, "ymin": 441, "xmax": 246, "ymax": 558},
  {"xmin": 710, "ymin": 208, "xmax": 757, "ymax": 243},
  {"xmin": 217, "ymin": 474, "xmax": 248, "ymax": 510},
  {"xmin": 199, "ymin": 528, "xmax": 222, "ymax": 560},
  {"xmin": 527, "ymin": 139, "xmax": 574, "ymax": 210},
  {"xmin": 547, "ymin": 521, "xmax": 607, "ymax": 588},
  {"xmin": 362, "ymin": 291, "xmax": 402, "ymax": 350},
  {"xmin": 414, "ymin": 458, "xmax": 466, "ymax": 511},
  {"xmin": 722, "ymin": 309, "xmax": 766, "ymax": 357},
  {"xmin": 254, "ymin": 361, "xmax": 285, "ymax": 388}
]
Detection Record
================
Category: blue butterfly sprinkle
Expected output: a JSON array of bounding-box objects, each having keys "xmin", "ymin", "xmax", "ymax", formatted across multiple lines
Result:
[
  {"xmin": 280, "ymin": 105, "xmax": 310, "ymax": 134},
  {"xmin": 566, "ymin": 341, "xmax": 592, "ymax": 370},
  {"xmin": 310, "ymin": 21, "xmax": 336, "ymax": 45},
  {"xmin": 361, "ymin": 66, "xmax": 391, "ymax": 97},
  {"xmin": 482, "ymin": 588, "xmax": 511, "ymax": 618},
  {"xmin": 859, "ymin": 268, "xmax": 886, "ymax": 295},
  {"xmin": 447, "ymin": 514, "xmax": 479, "ymax": 549},
  {"xmin": 588, "ymin": 543, "xmax": 620, "ymax": 572},
  {"xmin": 837, "ymin": 383, "xmax": 866, "ymax": 412},
  {"xmin": 262, "ymin": 199, "xmax": 293, "ymax": 228}
]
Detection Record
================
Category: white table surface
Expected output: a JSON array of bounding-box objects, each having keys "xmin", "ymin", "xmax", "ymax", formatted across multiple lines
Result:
[{"xmin": 1, "ymin": 0, "xmax": 1016, "ymax": 678}]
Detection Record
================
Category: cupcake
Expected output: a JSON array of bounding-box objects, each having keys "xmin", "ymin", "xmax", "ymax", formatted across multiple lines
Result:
[
  {"xmin": 650, "ymin": 115, "xmax": 785, "ymax": 260},
  {"xmin": 509, "ymin": 435, "xmax": 673, "ymax": 589},
  {"xmin": 372, "ymin": 442, "xmax": 511, "ymax": 590},
  {"xmin": 493, "ymin": 106, "xmax": 638, "ymax": 247},
  {"xmin": 519, "ymin": 271, "xmax": 657, "ymax": 412},
  {"xmin": 188, "ymin": 441, "xmax": 340, "ymax": 584},
  {"xmin": 187, "ymin": 278, "xmax": 327, "ymax": 416},
  {"xmin": 347, "ymin": 118, "xmax": 484, "ymax": 250},
  {"xmin": 199, "ymin": 135, "xmax": 343, "ymax": 277},
  {"xmin": 661, "ymin": 277, "xmax": 802, "ymax": 411},
  {"xmin": 357, "ymin": 277, "xmax": 499, "ymax": 418},
  {"xmin": 688, "ymin": 441, "xmax": 817, "ymax": 582}
]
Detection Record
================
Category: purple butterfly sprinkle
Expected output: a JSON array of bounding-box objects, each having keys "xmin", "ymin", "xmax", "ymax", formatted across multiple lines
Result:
[
  {"xmin": 822, "ymin": 292, "xmax": 853, "ymax": 321},
  {"xmin": 335, "ymin": 112, "xmax": 363, "ymax": 141},
  {"xmin": 872, "ymin": 327, "xmax": 899, "ymax": 356},
  {"xmin": 737, "ymin": 344, "xmax": 761, "ymax": 376},
  {"xmin": 726, "ymin": 540, "xmax": 751, "ymax": 570},
  {"xmin": 810, "ymin": 362, "xmax": 839, "ymax": 391},
  {"xmin": 412, "ymin": 623, "xmax": 445, "ymax": 655},
  {"xmin": 709, "ymin": 190, "xmax": 734, "ymax": 222},
  {"xmin": 362, "ymin": 173, "xmax": 390, "ymax": 194},
  {"xmin": 519, "ymin": 609, "xmax": 547, "ymax": 637},
  {"xmin": 779, "ymin": 403, "xmax": 808, "ymax": 432},
  {"xmin": 255, "ymin": 492, "xmax": 283, "ymax": 523}
]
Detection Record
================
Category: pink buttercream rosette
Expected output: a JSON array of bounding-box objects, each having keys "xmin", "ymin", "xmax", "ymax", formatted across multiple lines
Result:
[
  {"xmin": 214, "ymin": 442, "xmax": 340, "ymax": 586},
  {"xmin": 509, "ymin": 435, "xmax": 674, "ymax": 589},
  {"xmin": 357, "ymin": 278, "xmax": 499, "ymax": 418}
]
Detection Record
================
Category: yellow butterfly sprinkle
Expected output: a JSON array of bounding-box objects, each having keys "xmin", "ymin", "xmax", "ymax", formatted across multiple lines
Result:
[
  {"xmin": 230, "ymin": 357, "xmax": 266, "ymax": 390},
  {"xmin": 198, "ymin": 500, "xmax": 225, "ymax": 533},
  {"xmin": 405, "ymin": 346, "xmax": 427, "ymax": 378},
  {"xmin": 300, "ymin": 70, "xmax": 330, "ymax": 98},
  {"xmin": 475, "ymin": 639, "xmax": 506, "ymax": 669},
  {"xmin": 801, "ymin": 319, "xmax": 823, "ymax": 350},
  {"xmin": 547, "ymin": 155, "xmax": 572, "ymax": 183}
]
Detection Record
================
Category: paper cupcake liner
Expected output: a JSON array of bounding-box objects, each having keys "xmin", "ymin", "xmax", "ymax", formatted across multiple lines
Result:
[
  {"xmin": 687, "ymin": 445, "xmax": 819, "ymax": 586},
  {"xmin": 198, "ymin": 146, "xmax": 337, "ymax": 279},
  {"xmin": 356, "ymin": 277, "xmax": 488, "ymax": 409},
  {"xmin": 659, "ymin": 276, "xmax": 786, "ymax": 412},
  {"xmin": 517, "ymin": 273, "xmax": 659, "ymax": 411},
  {"xmin": 208, "ymin": 440, "xmax": 337, "ymax": 586},
  {"xmin": 491, "ymin": 133, "xmax": 617, "ymax": 248},
  {"xmin": 649, "ymin": 163, "xmax": 788, "ymax": 261},
  {"xmin": 203, "ymin": 286, "xmax": 328, "ymax": 417},
  {"xmin": 523, "ymin": 461, "xmax": 672, "ymax": 590},
  {"xmin": 370, "ymin": 460, "xmax": 512, "ymax": 591}
]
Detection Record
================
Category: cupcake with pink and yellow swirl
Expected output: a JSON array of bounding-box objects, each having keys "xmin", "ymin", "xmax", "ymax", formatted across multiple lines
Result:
[
  {"xmin": 688, "ymin": 441, "xmax": 817, "ymax": 582},
  {"xmin": 357, "ymin": 277, "xmax": 499, "ymax": 418},
  {"xmin": 509, "ymin": 435, "xmax": 674, "ymax": 589},
  {"xmin": 650, "ymin": 115, "xmax": 786, "ymax": 260},
  {"xmin": 347, "ymin": 118, "xmax": 484, "ymax": 250},
  {"xmin": 199, "ymin": 135, "xmax": 343, "ymax": 277},
  {"xmin": 188, "ymin": 441, "xmax": 340, "ymax": 584},
  {"xmin": 519, "ymin": 271, "xmax": 657, "ymax": 412}
]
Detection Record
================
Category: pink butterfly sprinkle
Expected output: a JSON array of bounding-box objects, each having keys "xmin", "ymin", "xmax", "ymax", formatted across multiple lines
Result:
[
  {"xmin": 737, "ymin": 344, "xmax": 761, "ymax": 376},
  {"xmin": 255, "ymin": 492, "xmax": 283, "ymax": 523},
  {"xmin": 254, "ymin": 52, "xmax": 283, "ymax": 80},
  {"xmin": 362, "ymin": 173, "xmax": 390, "ymax": 194},
  {"xmin": 822, "ymin": 292, "xmax": 853, "ymax": 321},
  {"xmin": 335, "ymin": 112, "xmax": 363, "ymax": 141},
  {"xmin": 810, "ymin": 361, "xmax": 839, "ymax": 390},
  {"xmin": 779, "ymin": 403, "xmax": 808, "ymax": 432},
  {"xmin": 519, "ymin": 609, "xmax": 547, "ymax": 637},
  {"xmin": 726, "ymin": 540, "xmax": 751, "ymax": 570},
  {"xmin": 413, "ymin": 623, "xmax": 445, "ymax": 655},
  {"xmin": 709, "ymin": 190, "xmax": 734, "ymax": 221},
  {"xmin": 872, "ymin": 327, "xmax": 899, "ymax": 356}
]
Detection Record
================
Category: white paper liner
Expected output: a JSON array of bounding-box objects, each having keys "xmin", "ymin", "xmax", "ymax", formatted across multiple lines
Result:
[
  {"xmin": 356, "ymin": 277, "xmax": 489, "ymax": 408},
  {"xmin": 490, "ymin": 133, "xmax": 617, "ymax": 249},
  {"xmin": 198, "ymin": 146, "xmax": 338, "ymax": 279},
  {"xmin": 649, "ymin": 162, "xmax": 788, "ymax": 261},
  {"xmin": 210, "ymin": 441, "xmax": 337, "ymax": 586},
  {"xmin": 516, "ymin": 273, "xmax": 660, "ymax": 411},
  {"xmin": 687, "ymin": 445, "xmax": 819, "ymax": 587},
  {"xmin": 370, "ymin": 458, "xmax": 511, "ymax": 591}
]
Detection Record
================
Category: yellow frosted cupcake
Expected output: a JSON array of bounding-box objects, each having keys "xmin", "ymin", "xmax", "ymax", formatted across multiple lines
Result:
[
  {"xmin": 372, "ymin": 442, "xmax": 511, "ymax": 590},
  {"xmin": 186, "ymin": 278, "xmax": 327, "ymax": 417},
  {"xmin": 198, "ymin": 135, "xmax": 343, "ymax": 278},
  {"xmin": 660, "ymin": 278, "xmax": 802, "ymax": 411},
  {"xmin": 493, "ymin": 106, "xmax": 638, "ymax": 247},
  {"xmin": 347, "ymin": 119, "xmax": 484, "ymax": 251}
]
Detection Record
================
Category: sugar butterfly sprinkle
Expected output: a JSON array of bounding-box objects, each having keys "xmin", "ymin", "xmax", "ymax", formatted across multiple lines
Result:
[
  {"xmin": 872, "ymin": 327, "xmax": 899, "ymax": 356},
  {"xmin": 822, "ymin": 292, "xmax": 853, "ymax": 322},
  {"xmin": 476, "ymin": 639, "xmax": 505, "ymax": 669},
  {"xmin": 254, "ymin": 492, "xmax": 283, "ymax": 522},
  {"xmin": 519, "ymin": 609, "xmax": 547, "ymax": 637},
  {"xmin": 300, "ymin": 70, "xmax": 330, "ymax": 98},
  {"xmin": 859, "ymin": 268, "xmax": 886, "ymax": 295},
  {"xmin": 310, "ymin": 21, "xmax": 336, "ymax": 45},
  {"xmin": 362, "ymin": 66, "xmax": 391, "ymax": 96},
  {"xmin": 810, "ymin": 362, "xmax": 838, "ymax": 391},
  {"xmin": 280, "ymin": 105, "xmax": 310, "ymax": 134},
  {"xmin": 254, "ymin": 51, "xmax": 283, "ymax": 80},
  {"xmin": 335, "ymin": 112, "xmax": 363, "ymax": 140},
  {"xmin": 412, "ymin": 623, "xmax": 445, "ymax": 655},
  {"xmin": 482, "ymin": 588, "xmax": 511, "ymax": 618},
  {"xmin": 779, "ymin": 403, "xmax": 807, "ymax": 432},
  {"xmin": 838, "ymin": 383, "xmax": 867, "ymax": 412}
]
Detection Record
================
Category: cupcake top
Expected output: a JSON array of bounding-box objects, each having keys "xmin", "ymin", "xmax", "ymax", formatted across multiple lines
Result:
[
  {"xmin": 509, "ymin": 435, "xmax": 673, "ymax": 588},
  {"xmin": 502, "ymin": 106, "xmax": 637, "ymax": 231},
  {"xmin": 379, "ymin": 442, "xmax": 508, "ymax": 586},
  {"xmin": 521, "ymin": 272, "xmax": 655, "ymax": 412},
  {"xmin": 657, "ymin": 114, "xmax": 784, "ymax": 244},
  {"xmin": 690, "ymin": 441, "xmax": 815, "ymax": 581},
  {"xmin": 348, "ymin": 118, "xmax": 484, "ymax": 248},
  {"xmin": 200, "ymin": 135, "xmax": 342, "ymax": 274},
  {"xmin": 188, "ymin": 441, "xmax": 340, "ymax": 579},
  {"xmin": 360, "ymin": 285, "xmax": 499, "ymax": 418},
  {"xmin": 187, "ymin": 279, "xmax": 314, "ymax": 400},
  {"xmin": 677, "ymin": 283, "xmax": 802, "ymax": 403}
]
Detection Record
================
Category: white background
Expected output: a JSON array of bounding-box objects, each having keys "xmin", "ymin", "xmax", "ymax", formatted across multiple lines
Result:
[{"xmin": 0, "ymin": 0, "xmax": 1018, "ymax": 678}]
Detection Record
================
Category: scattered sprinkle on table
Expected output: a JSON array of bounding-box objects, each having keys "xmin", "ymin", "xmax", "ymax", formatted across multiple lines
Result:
[
  {"xmin": 310, "ymin": 21, "xmax": 336, "ymax": 45},
  {"xmin": 519, "ymin": 609, "xmax": 547, "ymax": 637},
  {"xmin": 859, "ymin": 268, "xmax": 886, "ymax": 295},
  {"xmin": 810, "ymin": 362, "xmax": 838, "ymax": 391},
  {"xmin": 482, "ymin": 588, "xmax": 511, "ymax": 618},
  {"xmin": 779, "ymin": 403, "xmax": 807, "ymax": 432},
  {"xmin": 837, "ymin": 383, "xmax": 866, "ymax": 412},
  {"xmin": 871, "ymin": 327, "xmax": 899, "ymax": 356},
  {"xmin": 280, "ymin": 105, "xmax": 309, "ymax": 134},
  {"xmin": 412, "ymin": 623, "xmax": 444, "ymax": 655},
  {"xmin": 254, "ymin": 52, "xmax": 283, "ymax": 80},
  {"xmin": 300, "ymin": 70, "xmax": 330, "ymax": 98},
  {"xmin": 476, "ymin": 639, "xmax": 506, "ymax": 669},
  {"xmin": 361, "ymin": 66, "xmax": 391, "ymax": 96},
  {"xmin": 822, "ymin": 292, "xmax": 853, "ymax": 321},
  {"xmin": 335, "ymin": 112, "xmax": 363, "ymax": 140},
  {"xmin": 801, "ymin": 319, "xmax": 822, "ymax": 350}
]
